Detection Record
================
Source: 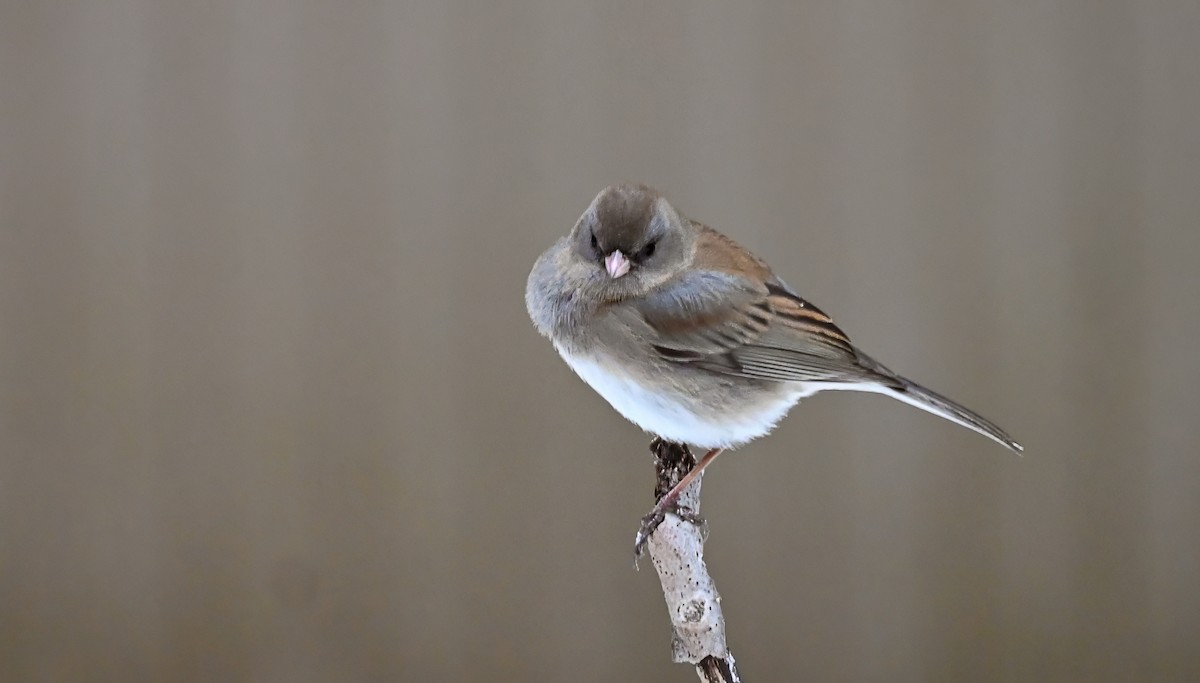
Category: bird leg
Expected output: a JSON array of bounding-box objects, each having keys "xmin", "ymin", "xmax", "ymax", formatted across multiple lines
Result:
[{"xmin": 634, "ymin": 442, "xmax": 724, "ymax": 561}]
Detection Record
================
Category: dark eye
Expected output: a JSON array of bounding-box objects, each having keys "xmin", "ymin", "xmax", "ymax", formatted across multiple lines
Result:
[
  {"xmin": 590, "ymin": 231, "xmax": 599, "ymax": 251},
  {"xmin": 639, "ymin": 240, "xmax": 657, "ymax": 260}
]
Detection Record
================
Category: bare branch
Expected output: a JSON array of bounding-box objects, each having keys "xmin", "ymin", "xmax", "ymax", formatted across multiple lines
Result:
[{"xmin": 643, "ymin": 439, "xmax": 742, "ymax": 682}]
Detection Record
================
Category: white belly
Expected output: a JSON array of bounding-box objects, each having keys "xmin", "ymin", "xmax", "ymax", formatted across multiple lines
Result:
[{"xmin": 556, "ymin": 345, "xmax": 807, "ymax": 449}]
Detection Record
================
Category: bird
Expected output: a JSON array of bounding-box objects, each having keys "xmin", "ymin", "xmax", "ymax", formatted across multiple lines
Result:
[{"xmin": 525, "ymin": 184, "xmax": 1022, "ymax": 553}]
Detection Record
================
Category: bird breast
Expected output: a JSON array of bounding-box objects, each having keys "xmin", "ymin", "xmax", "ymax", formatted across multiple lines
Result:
[{"xmin": 554, "ymin": 344, "xmax": 809, "ymax": 449}]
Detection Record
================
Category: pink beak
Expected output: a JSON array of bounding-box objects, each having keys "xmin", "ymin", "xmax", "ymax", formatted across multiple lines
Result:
[{"xmin": 604, "ymin": 250, "xmax": 631, "ymax": 278}]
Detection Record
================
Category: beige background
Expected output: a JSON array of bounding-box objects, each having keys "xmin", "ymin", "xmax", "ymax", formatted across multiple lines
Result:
[{"xmin": 2, "ymin": 2, "xmax": 1198, "ymax": 681}]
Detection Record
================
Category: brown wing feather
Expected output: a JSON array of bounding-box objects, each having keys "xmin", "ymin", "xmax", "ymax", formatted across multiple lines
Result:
[{"xmin": 640, "ymin": 226, "xmax": 889, "ymax": 384}]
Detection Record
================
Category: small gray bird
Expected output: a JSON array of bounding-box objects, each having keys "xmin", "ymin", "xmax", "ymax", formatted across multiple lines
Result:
[{"xmin": 526, "ymin": 184, "xmax": 1021, "ymax": 550}]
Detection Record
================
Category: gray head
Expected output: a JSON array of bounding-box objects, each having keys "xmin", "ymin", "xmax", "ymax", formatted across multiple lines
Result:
[{"xmin": 568, "ymin": 184, "xmax": 696, "ymax": 298}]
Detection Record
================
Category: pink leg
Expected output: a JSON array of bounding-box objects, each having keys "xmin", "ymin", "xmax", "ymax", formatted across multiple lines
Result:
[{"xmin": 634, "ymin": 447, "xmax": 724, "ymax": 559}]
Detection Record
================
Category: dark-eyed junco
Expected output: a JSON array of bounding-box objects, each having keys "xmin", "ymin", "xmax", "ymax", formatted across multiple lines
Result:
[{"xmin": 526, "ymin": 184, "xmax": 1021, "ymax": 550}]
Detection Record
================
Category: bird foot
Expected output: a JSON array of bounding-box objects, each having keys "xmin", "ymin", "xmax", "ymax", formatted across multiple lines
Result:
[{"xmin": 632, "ymin": 501, "xmax": 707, "ymax": 567}]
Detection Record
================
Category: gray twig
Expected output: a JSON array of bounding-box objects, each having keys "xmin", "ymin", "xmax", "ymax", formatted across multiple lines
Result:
[{"xmin": 644, "ymin": 438, "xmax": 741, "ymax": 683}]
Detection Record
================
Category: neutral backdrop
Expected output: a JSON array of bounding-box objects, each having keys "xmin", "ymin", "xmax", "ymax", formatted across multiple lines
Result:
[{"xmin": 3, "ymin": 2, "xmax": 1198, "ymax": 682}]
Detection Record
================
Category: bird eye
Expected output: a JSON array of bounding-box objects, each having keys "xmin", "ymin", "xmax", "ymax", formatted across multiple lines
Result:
[
  {"xmin": 639, "ymin": 240, "xmax": 657, "ymax": 260},
  {"xmin": 590, "ymin": 230, "xmax": 599, "ymax": 251}
]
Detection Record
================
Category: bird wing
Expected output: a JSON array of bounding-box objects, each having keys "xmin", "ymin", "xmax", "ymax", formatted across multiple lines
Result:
[{"xmin": 636, "ymin": 226, "xmax": 897, "ymax": 386}]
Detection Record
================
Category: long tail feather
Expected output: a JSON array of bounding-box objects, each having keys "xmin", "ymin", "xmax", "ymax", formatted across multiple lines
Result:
[{"xmin": 884, "ymin": 376, "xmax": 1024, "ymax": 453}]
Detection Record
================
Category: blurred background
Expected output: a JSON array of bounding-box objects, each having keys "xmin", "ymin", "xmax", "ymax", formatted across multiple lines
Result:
[{"xmin": 2, "ymin": 2, "xmax": 1198, "ymax": 681}]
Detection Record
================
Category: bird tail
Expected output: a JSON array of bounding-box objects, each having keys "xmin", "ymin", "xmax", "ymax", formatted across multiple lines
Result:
[
  {"xmin": 880, "ymin": 375, "xmax": 1023, "ymax": 454},
  {"xmin": 842, "ymin": 350, "xmax": 1022, "ymax": 454}
]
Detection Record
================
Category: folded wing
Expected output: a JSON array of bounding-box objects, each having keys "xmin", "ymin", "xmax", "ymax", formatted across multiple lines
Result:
[{"xmin": 635, "ymin": 225, "xmax": 898, "ymax": 387}]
